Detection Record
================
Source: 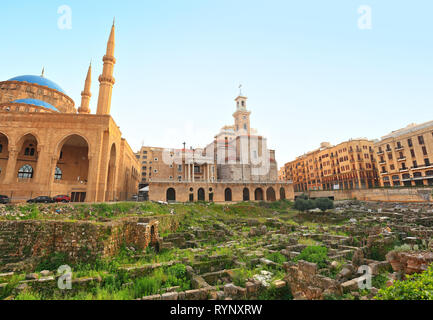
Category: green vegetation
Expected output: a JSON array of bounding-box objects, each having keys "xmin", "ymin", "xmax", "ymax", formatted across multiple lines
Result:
[
  {"xmin": 375, "ymin": 265, "xmax": 433, "ymax": 300},
  {"xmin": 294, "ymin": 246, "xmax": 329, "ymax": 269}
]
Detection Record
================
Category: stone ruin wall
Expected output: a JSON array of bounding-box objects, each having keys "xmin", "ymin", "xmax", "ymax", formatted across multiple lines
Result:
[
  {"xmin": 0, "ymin": 217, "xmax": 162, "ymax": 272},
  {"xmin": 304, "ymin": 187, "xmax": 433, "ymax": 203}
]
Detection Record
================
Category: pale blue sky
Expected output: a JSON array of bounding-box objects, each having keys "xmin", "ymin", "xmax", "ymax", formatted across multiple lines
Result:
[{"xmin": 0, "ymin": 1, "xmax": 432, "ymax": 167}]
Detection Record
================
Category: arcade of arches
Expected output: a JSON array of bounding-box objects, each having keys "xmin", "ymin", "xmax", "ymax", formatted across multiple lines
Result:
[
  {"xmin": 0, "ymin": 115, "xmax": 140, "ymax": 202},
  {"xmin": 149, "ymin": 181, "xmax": 293, "ymax": 203}
]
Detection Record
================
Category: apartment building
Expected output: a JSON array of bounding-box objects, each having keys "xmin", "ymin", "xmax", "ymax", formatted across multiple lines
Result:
[
  {"xmin": 374, "ymin": 121, "xmax": 433, "ymax": 187},
  {"xmin": 285, "ymin": 139, "xmax": 379, "ymax": 192}
]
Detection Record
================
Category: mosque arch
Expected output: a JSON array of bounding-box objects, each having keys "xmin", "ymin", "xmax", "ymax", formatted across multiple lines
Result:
[
  {"xmin": 55, "ymin": 134, "xmax": 89, "ymax": 184},
  {"xmin": 0, "ymin": 132, "xmax": 9, "ymax": 182}
]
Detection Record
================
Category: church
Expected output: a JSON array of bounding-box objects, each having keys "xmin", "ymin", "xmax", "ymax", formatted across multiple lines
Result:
[{"xmin": 0, "ymin": 23, "xmax": 140, "ymax": 202}]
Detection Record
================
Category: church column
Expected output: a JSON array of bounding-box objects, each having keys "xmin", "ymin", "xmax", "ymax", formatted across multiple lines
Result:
[
  {"xmin": 207, "ymin": 163, "xmax": 210, "ymax": 182},
  {"xmin": 4, "ymin": 148, "xmax": 18, "ymax": 183}
]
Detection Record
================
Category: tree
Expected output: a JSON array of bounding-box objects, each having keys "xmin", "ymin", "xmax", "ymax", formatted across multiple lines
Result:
[
  {"xmin": 314, "ymin": 198, "xmax": 334, "ymax": 212},
  {"xmin": 294, "ymin": 199, "xmax": 315, "ymax": 212}
]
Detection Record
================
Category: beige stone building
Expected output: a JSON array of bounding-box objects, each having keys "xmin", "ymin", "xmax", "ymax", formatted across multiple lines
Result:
[
  {"xmin": 0, "ymin": 23, "xmax": 140, "ymax": 202},
  {"xmin": 284, "ymin": 139, "xmax": 379, "ymax": 192},
  {"xmin": 374, "ymin": 121, "xmax": 433, "ymax": 187},
  {"xmin": 141, "ymin": 94, "xmax": 291, "ymax": 202}
]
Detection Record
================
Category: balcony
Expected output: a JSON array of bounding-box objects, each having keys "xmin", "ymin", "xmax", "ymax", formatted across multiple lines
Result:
[
  {"xmin": 377, "ymin": 151, "xmax": 384, "ymax": 155},
  {"xmin": 386, "ymin": 149, "xmax": 392, "ymax": 153},
  {"xmin": 379, "ymin": 161, "xmax": 386, "ymax": 165},
  {"xmin": 397, "ymin": 157, "xmax": 406, "ymax": 162},
  {"xmin": 395, "ymin": 146, "xmax": 404, "ymax": 151},
  {"xmin": 411, "ymin": 164, "xmax": 433, "ymax": 171},
  {"xmin": 399, "ymin": 168, "xmax": 409, "ymax": 172}
]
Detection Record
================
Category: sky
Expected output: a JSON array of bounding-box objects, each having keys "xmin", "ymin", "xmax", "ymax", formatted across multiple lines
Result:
[{"xmin": 0, "ymin": 0, "xmax": 432, "ymax": 167}]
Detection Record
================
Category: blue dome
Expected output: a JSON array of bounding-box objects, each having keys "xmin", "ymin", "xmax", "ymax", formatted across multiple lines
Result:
[
  {"xmin": 12, "ymin": 99, "xmax": 58, "ymax": 112},
  {"xmin": 8, "ymin": 75, "xmax": 65, "ymax": 94}
]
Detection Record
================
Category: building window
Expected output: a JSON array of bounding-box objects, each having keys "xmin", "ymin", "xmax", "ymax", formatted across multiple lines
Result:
[
  {"xmin": 54, "ymin": 167, "xmax": 62, "ymax": 180},
  {"xmin": 0, "ymin": 144, "xmax": 2, "ymax": 153},
  {"xmin": 18, "ymin": 164, "xmax": 33, "ymax": 179},
  {"xmin": 408, "ymin": 139, "xmax": 413, "ymax": 147},
  {"xmin": 410, "ymin": 149, "xmax": 415, "ymax": 158},
  {"xmin": 178, "ymin": 176, "xmax": 182, "ymax": 181},
  {"xmin": 169, "ymin": 176, "xmax": 173, "ymax": 180},
  {"xmin": 422, "ymin": 146, "xmax": 428, "ymax": 156},
  {"xmin": 418, "ymin": 135, "xmax": 425, "ymax": 145},
  {"xmin": 178, "ymin": 165, "xmax": 182, "ymax": 172},
  {"xmin": 154, "ymin": 158, "xmax": 158, "ymax": 161},
  {"xmin": 425, "ymin": 159, "xmax": 431, "ymax": 166},
  {"xmin": 154, "ymin": 169, "xmax": 158, "ymax": 173}
]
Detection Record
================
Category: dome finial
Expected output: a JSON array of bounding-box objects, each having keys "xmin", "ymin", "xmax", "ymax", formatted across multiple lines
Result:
[{"xmin": 41, "ymin": 67, "xmax": 45, "ymax": 77}]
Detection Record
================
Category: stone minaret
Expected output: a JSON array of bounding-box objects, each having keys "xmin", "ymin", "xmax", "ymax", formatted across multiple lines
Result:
[
  {"xmin": 96, "ymin": 21, "xmax": 116, "ymax": 115},
  {"xmin": 78, "ymin": 63, "xmax": 92, "ymax": 114}
]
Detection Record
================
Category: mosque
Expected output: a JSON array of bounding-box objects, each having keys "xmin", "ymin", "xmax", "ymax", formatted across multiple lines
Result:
[{"xmin": 0, "ymin": 22, "xmax": 140, "ymax": 202}]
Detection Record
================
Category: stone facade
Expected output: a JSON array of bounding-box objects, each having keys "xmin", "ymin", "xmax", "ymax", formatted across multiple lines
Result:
[
  {"xmin": 284, "ymin": 139, "xmax": 379, "ymax": 192},
  {"xmin": 374, "ymin": 121, "xmax": 433, "ymax": 187},
  {"xmin": 298, "ymin": 186, "xmax": 433, "ymax": 203},
  {"xmin": 149, "ymin": 181, "xmax": 293, "ymax": 202},
  {"xmin": 0, "ymin": 23, "xmax": 140, "ymax": 202},
  {"xmin": 138, "ymin": 93, "xmax": 288, "ymax": 202}
]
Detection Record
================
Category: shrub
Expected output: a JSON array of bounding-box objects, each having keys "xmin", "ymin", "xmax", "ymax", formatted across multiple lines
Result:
[
  {"xmin": 314, "ymin": 198, "xmax": 334, "ymax": 212},
  {"xmin": 266, "ymin": 252, "xmax": 286, "ymax": 264},
  {"xmin": 294, "ymin": 246, "xmax": 328, "ymax": 269},
  {"xmin": 375, "ymin": 265, "xmax": 433, "ymax": 300},
  {"xmin": 294, "ymin": 199, "xmax": 315, "ymax": 212},
  {"xmin": 258, "ymin": 284, "xmax": 293, "ymax": 300}
]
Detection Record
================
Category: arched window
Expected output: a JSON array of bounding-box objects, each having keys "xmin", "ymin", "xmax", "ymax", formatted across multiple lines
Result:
[
  {"xmin": 54, "ymin": 167, "xmax": 62, "ymax": 180},
  {"xmin": 166, "ymin": 188, "xmax": 176, "ymax": 202},
  {"xmin": 24, "ymin": 148, "xmax": 30, "ymax": 155},
  {"xmin": 243, "ymin": 188, "xmax": 250, "ymax": 201},
  {"xmin": 0, "ymin": 144, "xmax": 2, "ymax": 153},
  {"xmin": 18, "ymin": 164, "xmax": 33, "ymax": 179},
  {"xmin": 30, "ymin": 148, "xmax": 35, "ymax": 156},
  {"xmin": 225, "ymin": 188, "xmax": 232, "ymax": 201}
]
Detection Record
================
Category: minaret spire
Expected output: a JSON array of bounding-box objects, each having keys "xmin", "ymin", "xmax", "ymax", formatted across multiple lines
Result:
[
  {"xmin": 41, "ymin": 67, "xmax": 45, "ymax": 77},
  {"xmin": 97, "ymin": 22, "xmax": 116, "ymax": 115},
  {"xmin": 78, "ymin": 62, "xmax": 92, "ymax": 114}
]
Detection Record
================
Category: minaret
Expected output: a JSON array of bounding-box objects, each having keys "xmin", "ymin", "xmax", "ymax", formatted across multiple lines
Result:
[
  {"xmin": 96, "ymin": 20, "xmax": 116, "ymax": 115},
  {"xmin": 233, "ymin": 86, "xmax": 251, "ymax": 135},
  {"xmin": 78, "ymin": 63, "xmax": 92, "ymax": 114}
]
